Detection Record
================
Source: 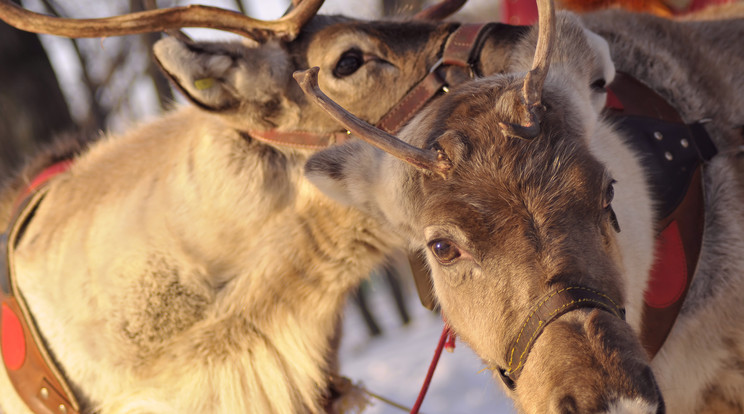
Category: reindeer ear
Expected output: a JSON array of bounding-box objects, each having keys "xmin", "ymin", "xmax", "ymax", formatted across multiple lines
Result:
[
  {"xmin": 305, "ymin": 141, "xmax": 383, "ymax": 208},
  {"xmin": 582, "ymin": 28, "xmax": 615, "ymax": 113},
  {"xmin": 153, "ymin": 36, "xmax": 291, "ymax": 112}
]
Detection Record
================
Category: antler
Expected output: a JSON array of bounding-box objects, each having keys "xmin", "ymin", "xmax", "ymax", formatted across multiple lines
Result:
[
  {"xmin": 499, "ymin": 0, "xmax": 555, "ymax": 139},
  {"xmin": 294, "ymin": 67, "xmax": 452, "ymax": 178},
  {"xmin": 413, "ymin": 0, "xmax": 468, "ymax": 20},
  {"xmin": 0, "ymin": 0, "xmax": 323, "ymax": 42}
]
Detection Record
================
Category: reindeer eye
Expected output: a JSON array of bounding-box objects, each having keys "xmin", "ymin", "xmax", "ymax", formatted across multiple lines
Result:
[
  {"xmin": 333, "ymin": 49, "xmax": 364, "ymax": 78},
  {"xmin": 591, "ymin": 78, "xmax": 607, "ymax": 92},
  {"xmin": 428, "ymin": 239, "xmax": 462, "ymax": 264}
]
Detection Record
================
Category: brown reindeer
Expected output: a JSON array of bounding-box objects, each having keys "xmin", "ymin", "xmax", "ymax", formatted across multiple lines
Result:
[{"xmin": 298, "ymin": 0, "xmax": 744, "ymax": 413}]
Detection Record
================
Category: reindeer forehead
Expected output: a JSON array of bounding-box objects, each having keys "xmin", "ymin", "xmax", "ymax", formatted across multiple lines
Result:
[
  {"xmin": 416, "ymin": 77, "xmax": 606, "ymax": 242},
  {"xmin": 307, "ymin": 18, "xmax": 451, "ymax": 58}
]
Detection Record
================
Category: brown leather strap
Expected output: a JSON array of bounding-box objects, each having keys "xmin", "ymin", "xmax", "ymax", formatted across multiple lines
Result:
[
  {"xmin": 503, "ymin": 286, "xmax": 625, "ymax": 382},
  {"xmin": 606, "ymin": 72, "xmax": 684, "ymax": 124},
  {"xmin": 408, "ymin": 252, "xmax": 437, "ymax": 311},
  {"xmin": 442, "ymin": 23, "xmax": 497, "ymax": 77},
  {"xmin": 1, "ymin": 167, "xmax": 81, "ymax": 414},
  {"xmin": 246, "ymin": 129, "xmax": 351, "ymax": 150},
  {"xmin": 377, "ymin": 72, "xmax": 448, "ymax": 135},
  {"xmin": 377, "ymin": 24, "xmax": 495, "ymax": 135},
  {"xmin": 393, "ymin": 25, "xmax": 497, "ymax": 312}
]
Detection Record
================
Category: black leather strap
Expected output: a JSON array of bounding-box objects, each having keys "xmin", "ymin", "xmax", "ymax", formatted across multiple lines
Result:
[{"xmin": 503, "ymin": 286, "xmax": 625, "ymax": 382}]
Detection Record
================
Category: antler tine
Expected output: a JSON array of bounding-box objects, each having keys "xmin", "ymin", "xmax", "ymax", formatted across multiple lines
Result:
[
  {"xmin": 294, "ymin": 67, "xmax": 452, "ymax": 177},
  {"xmin": 413, "ymin": 0, "xmax": 468, "ymax": 20},
  {"xmin": 523, "ymin": 0, "xmax": 555, "ymax": 110},
  {"xmin": 0, "ymin": 0, "xmax": 323, "ymax": 42},
  {"xmin": 501, "ymin": 0, "xmax": 555, "ymax": 140}
]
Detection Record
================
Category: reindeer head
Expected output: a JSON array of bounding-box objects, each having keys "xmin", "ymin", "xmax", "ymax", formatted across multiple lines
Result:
[
  {"xmin": 299, "ymin": 1, "xmax": 664, "ymax": 412},
  {"xmin": 0, "ymin": 0, "xmax": 501, "ymax": 143}
]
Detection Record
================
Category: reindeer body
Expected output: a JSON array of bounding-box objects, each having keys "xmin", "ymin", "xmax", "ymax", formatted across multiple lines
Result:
[
  {"xmin": 304, "ymin": 7, "xmax": 744, "ymax": 413},
  {"xmin": 0, "ymin": 15, "xmax": 461, "ymax": 413},
  {"xmin": 0, "ymin": 105, "xmax": 399, "ymax": 413}
]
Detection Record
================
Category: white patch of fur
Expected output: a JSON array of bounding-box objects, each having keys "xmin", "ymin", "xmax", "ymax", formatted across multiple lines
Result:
[
  {"xmin": 605, "ymin": 397, "xmax": 658, "ymax": 414},
  {"xmin": 583, "ymin": 27, "xmax": 616, "ymax": 112},
  {"xmin": 586, "ymin": 121, "xmax": 656, "ymax": 332}
]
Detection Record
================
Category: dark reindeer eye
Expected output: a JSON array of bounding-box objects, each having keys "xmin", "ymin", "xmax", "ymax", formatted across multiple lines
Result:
[
  {"xmin": 428, "ymin": 239, "xmax": 461, "ymax": 264},
  {"xmin": 604, "ymin": 180, "xmax": 620, "ymax": 232},
  {"xmin": 591, "ymin": 78, "xmax": 607, "ymax": 92},
  {"xmin": 333, "ymin": 49, "xmax": 364, "ymax": 78}
]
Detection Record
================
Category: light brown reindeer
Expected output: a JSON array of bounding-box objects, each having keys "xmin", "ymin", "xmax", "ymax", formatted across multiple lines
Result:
[{"xmin": 297, "ymin": 0, "xmax": 744, "ymax": 413}]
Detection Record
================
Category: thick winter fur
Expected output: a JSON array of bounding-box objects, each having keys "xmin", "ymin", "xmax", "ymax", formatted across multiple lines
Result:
[
  {"xmin": 306, "ymin": 8, "xmax": 744, "ymax": 414},
  {"xmin": 3, "ymin": 6, "xmax": 743, "ymax": 414},
  {"xmin": 0, "ymin": 15, "xmax": 468, "ymax": 414}
]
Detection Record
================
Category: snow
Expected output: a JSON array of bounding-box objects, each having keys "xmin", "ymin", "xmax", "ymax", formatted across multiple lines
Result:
[{"xmin": 338, "ymin": 275, "xmax": 516, "ymax": 414}]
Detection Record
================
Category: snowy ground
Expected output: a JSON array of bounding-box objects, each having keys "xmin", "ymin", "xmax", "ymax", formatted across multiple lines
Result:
[{"xmin": 338, "ymin": 274, "xmax": 517, "ymax": 414}]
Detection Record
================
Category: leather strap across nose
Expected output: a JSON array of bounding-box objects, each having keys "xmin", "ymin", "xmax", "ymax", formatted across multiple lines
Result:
[{"xmin": 501, "ymin": 286, "xmax": 625, "ymax": 385}]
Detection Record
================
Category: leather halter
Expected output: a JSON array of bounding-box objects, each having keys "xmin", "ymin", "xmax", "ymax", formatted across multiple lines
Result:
[
  {"xmin": 1, "ymin": 161, "xmax": 81, "ymax": 414},
  {"xmin": 501, "ymin": 286, "xmax": 626, "ymax": 384},
  {"xmin": 376, "ymin": 23, "xmax": 499, "ymax": 134}
]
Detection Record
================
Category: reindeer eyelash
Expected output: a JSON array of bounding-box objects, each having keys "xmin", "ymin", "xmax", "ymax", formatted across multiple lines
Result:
[{"xmin": 603, "ymin": 179, "xmax": 616, "ymax": 209}]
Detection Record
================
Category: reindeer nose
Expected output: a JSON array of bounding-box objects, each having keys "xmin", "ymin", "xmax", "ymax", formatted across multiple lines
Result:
[
  {"xmin": 553, "ymin": 395, "xmax": 578, "ymax": 414},
  {"xmin": 656, "ymin": 399, "xmax": 666, "ymax": 414}
]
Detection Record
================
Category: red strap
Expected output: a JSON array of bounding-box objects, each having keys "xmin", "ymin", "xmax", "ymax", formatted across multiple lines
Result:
[
  {"xmin": 15, "ymin": 160, "xmax": 73, "ymax": 207},
  {"xmin": 605, "ymin": 88, "xmax": 624, "ymax": 111},
  {"xmin": 645, "ymin": 221, "xmax": 687, "ymax": 308},
  {"xmin": 410, "ymin": 323, "xmax": 454, "ymax": 414},
  {"xmin": 3, "ymin": 159, "xmax": 81, "ymax": 414},
  {"xmin": 1, "ymin": 302, "xmax": 25, "ymax": 371}
]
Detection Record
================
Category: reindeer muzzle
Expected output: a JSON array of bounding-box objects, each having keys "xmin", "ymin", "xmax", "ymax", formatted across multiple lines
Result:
[{"xmin": 499, "ymin": 286, "xmax": 625, "ymax": 388}]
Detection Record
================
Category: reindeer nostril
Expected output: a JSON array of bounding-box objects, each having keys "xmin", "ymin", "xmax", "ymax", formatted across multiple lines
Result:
[{"xmin": 555, "ymin": 395, "xmax": 578, "ymax": 414}]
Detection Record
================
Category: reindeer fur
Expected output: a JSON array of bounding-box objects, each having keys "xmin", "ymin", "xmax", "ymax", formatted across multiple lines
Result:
[
  {"xmin": 2, "ymin": 5, "xmax": 743, "ymax": 413},
  {"xmin": 0, "ymin": 16, "xmax": 461, "ymax": 414}
]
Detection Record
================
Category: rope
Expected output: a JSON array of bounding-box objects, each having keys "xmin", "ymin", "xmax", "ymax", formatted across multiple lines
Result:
[
  {"xmin": 362, "ymin": 389, "xmax": 415, "ymax": 413},
  {"xmin": 410, "ymin": 322, "xmax": 455, "ymax": 414}
]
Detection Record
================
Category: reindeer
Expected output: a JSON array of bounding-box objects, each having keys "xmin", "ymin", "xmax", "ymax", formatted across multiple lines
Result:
[{"xmin": 297, "ymin": 0, "xmax": 744, "ymax": 412}]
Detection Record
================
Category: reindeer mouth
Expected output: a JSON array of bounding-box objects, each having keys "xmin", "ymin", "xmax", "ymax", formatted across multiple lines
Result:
[{"xmin": 496, "ymin": 287, "xmax": 666, "ymax": 414}]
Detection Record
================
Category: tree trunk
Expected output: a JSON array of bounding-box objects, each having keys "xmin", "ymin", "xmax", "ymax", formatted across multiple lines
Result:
[{"xmin": 0, "ymin": 3, "xmax": 75, "ymax": 176}]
